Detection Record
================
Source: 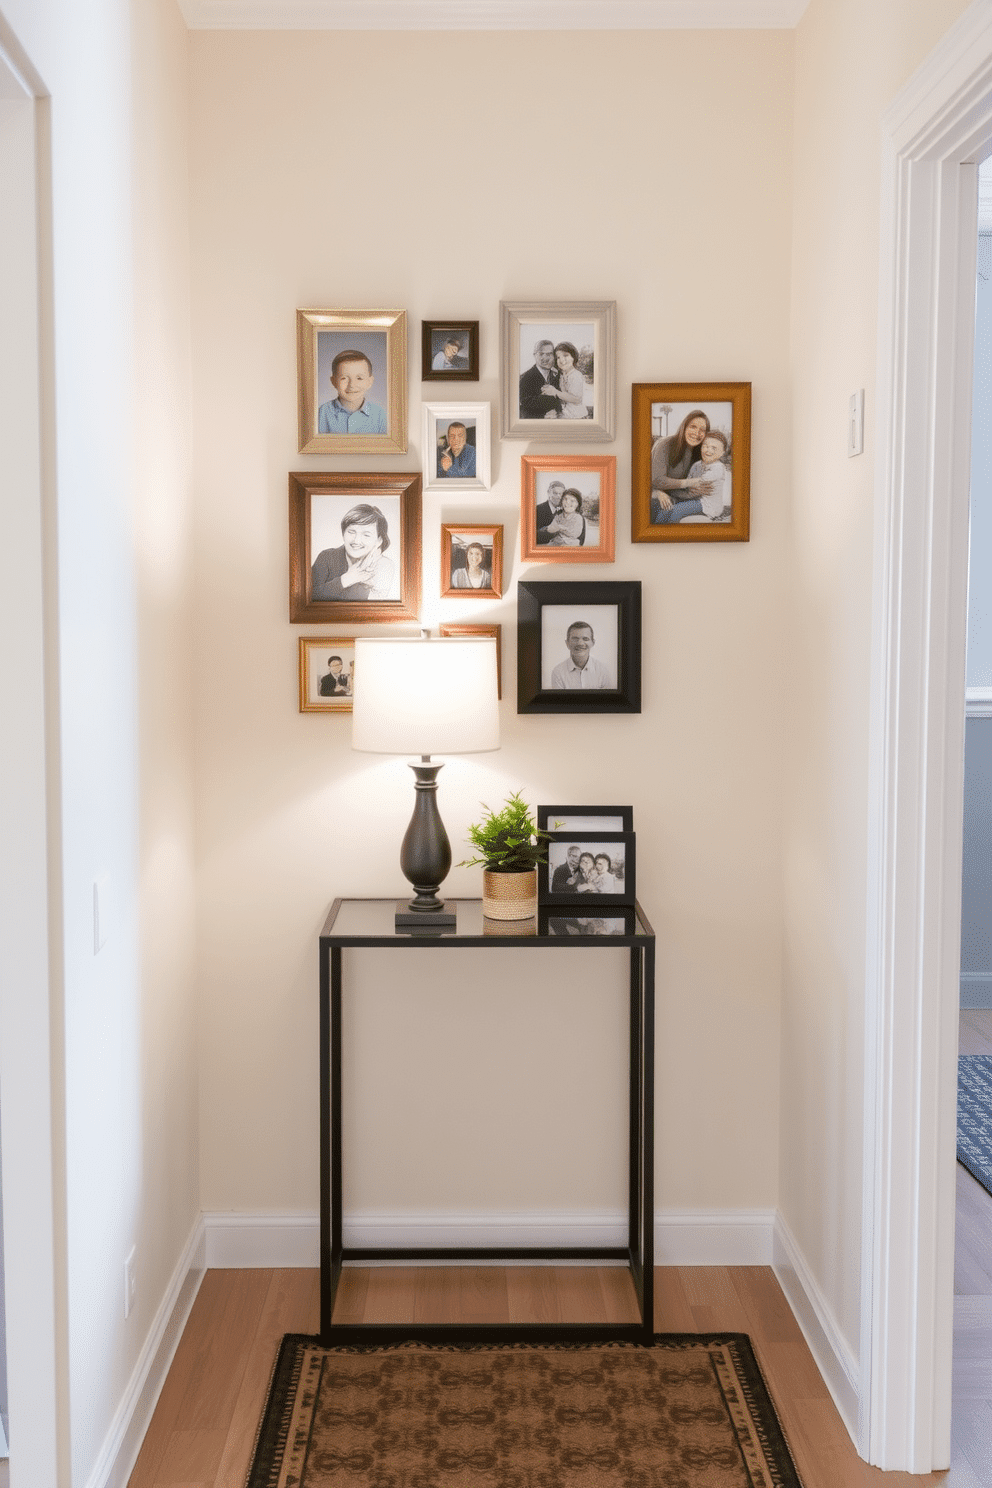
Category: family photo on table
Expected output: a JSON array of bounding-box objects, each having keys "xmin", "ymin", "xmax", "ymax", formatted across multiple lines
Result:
[
  {"xmin": 518, "ymin": 323, "xmax": 596, "ymax": 422},
  {"xmin": 545, "ymin": 839, "xmax": 630, "ymax": 899},
  {"xmin": 649, "ymin": 401, "xmax": 734, "ymax": 525}
]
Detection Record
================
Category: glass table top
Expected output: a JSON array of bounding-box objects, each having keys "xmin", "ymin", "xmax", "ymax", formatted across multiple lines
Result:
[{"xmin": 321, "ymin": 897, "xmax": 654, "ymax": 943}]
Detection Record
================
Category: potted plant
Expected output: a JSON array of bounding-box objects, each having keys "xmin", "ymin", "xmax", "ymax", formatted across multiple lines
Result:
[{"xmin": 460, "ymin": 791, "xmax": 549, "ymax": 921}]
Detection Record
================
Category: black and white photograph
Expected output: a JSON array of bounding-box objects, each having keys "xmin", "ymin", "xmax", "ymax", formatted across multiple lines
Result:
[
  {"xmin": 631, "ymin": 382, "xmax": 751, "ymax": 544},
  {"xmin": 298, "ymin": 637, "xmax": 357, "ymax": 714},
  {"xmin": 540, "ymin": 605, "xmax": 618, "ymax": 691},
  {"xmin": 296, "ymin": 309, "xmax": 407, "ymax": 456},
  {"xmin": 422, "ymin": 320, "xmax": 479, "ymax": 381},
  {"xmin": 441, "ymin": 525, "xmax": 502, "ymax": 599},
  {"xmin": 517, "ymin": 580, "xmax": 642, "ymax": 715},
  {"xmin": 500, "ymin": 301, "xmax": 616, "ymax": 442},
  {"xmin": 422, "ymin": 402, "xmax": 491, "ymax": 492},
  {"xmin": 288, "ymin": 471, "xmax": 422, "ymax": 624},
  {"xmin": 544, "ymin": 914, "xmax": 634, "ymax": 937},
  {"xmin": 518, "ymin": 324, "xmax": 595, "ymax": 423},
  {"xmin": 520, "ymin": 455, "xmax": 616, "ymax": 563},
  {"xmin": 539, "ymin": 831, "xmax": 636, "ymax": 907}
]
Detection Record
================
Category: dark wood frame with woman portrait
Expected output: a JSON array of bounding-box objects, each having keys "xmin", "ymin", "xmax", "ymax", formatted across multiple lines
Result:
[
  {"xmin": 517, "ymin": 580, "xmax": 641, "ymax": 715},
  {"xmin": 631, "ymin": 382, "xmax": 751, "ymax": 544},
  {"xmin": 421, "ymin": 320, "xmax": 480, "ymax": 382},
  {"xmin": 539, "ymin": 830, "xmax": 637, "ymax": 907},
  {"xmin": 288, "ymin": 471, "xmax": 422, "ymax": 624},
  {"xmin": 520, "ymin": 454, "xmax": 616, "ymax": 564},
  {"xmin": 439, "ymin": 623, "xmax": 502, "ymax": 698},
  {"xmin": 440, "ymin": 524, "xmax": 503, "ymax": 600}
]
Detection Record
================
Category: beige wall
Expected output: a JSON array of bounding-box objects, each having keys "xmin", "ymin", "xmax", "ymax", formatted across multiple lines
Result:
[
  {"xmin": 189, "ymin": 28, "xmax": 794, "ymax": 1218},
  {"xmin": 783, "ymin": 0, "xmax": 974, "ymax": 1356}
]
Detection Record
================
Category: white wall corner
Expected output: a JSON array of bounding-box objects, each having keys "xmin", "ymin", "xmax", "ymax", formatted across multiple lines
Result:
[
  {"xmin": 83, "ymin": 1216, "xmax": 206, "ymax": 1488},
  {"xmin": 773, "ymin": 1213, "xmax": 859, "ymax": 1441}
]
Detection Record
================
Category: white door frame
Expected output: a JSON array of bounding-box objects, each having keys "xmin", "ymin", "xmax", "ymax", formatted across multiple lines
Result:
[
  {"xmin": 864, "ymin": 1, "xmax": 992, "ymax": 1470},
  {"xmin": 0, "ymin": 16, "xmax": 67, "ymax": 1485}
]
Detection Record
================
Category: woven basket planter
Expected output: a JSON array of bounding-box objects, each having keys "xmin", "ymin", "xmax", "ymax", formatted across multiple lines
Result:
[{"xmin": 482, "ymin": 868, "xmax": 538, "ymax": 921}]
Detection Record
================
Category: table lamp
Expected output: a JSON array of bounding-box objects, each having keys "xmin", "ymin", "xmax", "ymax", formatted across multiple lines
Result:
[{"xmin": 351, "ymin": 636, "xmax": 500, "ymax": 929}]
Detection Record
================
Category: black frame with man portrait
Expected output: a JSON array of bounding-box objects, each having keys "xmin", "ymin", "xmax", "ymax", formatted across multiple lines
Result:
[
  {"xmin": 516, "ymin": 580, "xmax": 641, "ymax": 715},
  {"xmin": 539, "ymin": 831, "xmax": 636, "ymax": 908},
  {"xmin": 288, "ymin": 470, "xmax": 422, "ymax": 624},
  {"xmin": 500, "ymin": 300, "xmax": 616, "ymax": 442},
  {"xmin": 421, "ymin": 320, "xmax": 480, "ymax": 382},
  {"xmin": 631, "ymin": 382, "xmax": 751, "ymax": 544},
  {"xmin": 296, "ymin": 308, "xmax": 408, "ymax": 456}
]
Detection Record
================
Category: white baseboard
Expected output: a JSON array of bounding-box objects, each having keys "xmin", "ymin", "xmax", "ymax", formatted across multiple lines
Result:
[
  {"xmin": 773, "ymin": 1212, "xmax": 859, "ymax": 1439},
  {"xmin": 960, "ymin": 973, "xmax": 992, "ymax": 1008},
  {"xmin": 201, "ymin": 1208, "xmax": 776, "ymax": 1267},
  {"xmin": 84, "ymin": 1216, "xmax": 206, "ymax": 1488},
  {"xmin": 88, "ymin": 1205, "xmax": 851, "ymax": 1487}
]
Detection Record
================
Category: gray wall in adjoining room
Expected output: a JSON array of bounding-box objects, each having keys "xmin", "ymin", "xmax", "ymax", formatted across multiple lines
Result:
[{"xmin": 962, "ymin": 230, "xmax": 992, "ymax": 1008}]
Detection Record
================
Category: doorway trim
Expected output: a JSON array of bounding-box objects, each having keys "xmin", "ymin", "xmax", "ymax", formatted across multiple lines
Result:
[{"xmin": 864, "ymin": 1, "xmax": 992, "ymax": 1469}]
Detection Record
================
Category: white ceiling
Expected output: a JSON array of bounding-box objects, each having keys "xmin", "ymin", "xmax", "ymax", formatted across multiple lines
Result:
[{"xmin": 178, "ymin": 0, "xmax": 810, "ymax": 30}]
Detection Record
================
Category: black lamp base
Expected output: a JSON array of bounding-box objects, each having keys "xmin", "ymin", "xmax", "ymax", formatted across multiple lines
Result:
[
  {"xmin": 395, "ymin": 900, "xmax": 457, "ymax": 931},
  {"xmin": 396, "ymin": 757, "xmax": 454, "ymax": 931}
]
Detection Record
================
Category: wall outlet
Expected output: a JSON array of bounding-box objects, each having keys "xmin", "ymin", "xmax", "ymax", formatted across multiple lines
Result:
[{"xmin": 124, "ymin": 1247, "xmax": 136, "ymax": 1319}]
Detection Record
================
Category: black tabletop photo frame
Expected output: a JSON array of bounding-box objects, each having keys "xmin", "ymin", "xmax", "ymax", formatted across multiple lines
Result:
[
  {"xmin": 517, "ymin": 580, "xmax": 641, "ymax": 714},
  {"xmin": 538, "ymin": 805, "xmax": 634, "ymax": 833},
  {"xmin": 539, "ymin": 830, "xmax": 636, "ymax": 907}
]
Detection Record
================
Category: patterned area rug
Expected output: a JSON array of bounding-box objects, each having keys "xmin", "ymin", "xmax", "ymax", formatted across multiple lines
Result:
[
  {"xmin": 958, "ymin": 1055, "xmax": 992, "ymax": 1195},
  {"xmin": 247, "ymin": 1333, "xmax": 804, "ymax": 1487}
]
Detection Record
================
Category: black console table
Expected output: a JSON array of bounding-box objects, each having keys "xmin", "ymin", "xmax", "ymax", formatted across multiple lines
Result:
[{"xmin": 318, "ymin": 897, "xmax": 656, "ymax": 1345}]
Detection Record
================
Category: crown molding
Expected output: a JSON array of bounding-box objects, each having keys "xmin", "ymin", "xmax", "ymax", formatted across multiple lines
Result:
[{"xmin": 178, "ymin": 0, "xmax": 810, "ymax": 30}]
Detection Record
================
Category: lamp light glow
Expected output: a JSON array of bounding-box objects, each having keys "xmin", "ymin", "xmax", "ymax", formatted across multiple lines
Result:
[{"xmin": 351, "ymin": 637, "xmax": 500, "ymax": 928}]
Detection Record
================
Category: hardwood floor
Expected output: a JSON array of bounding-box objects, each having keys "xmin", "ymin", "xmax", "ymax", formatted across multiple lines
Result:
[{"xmin": 125, "ymin": 1011, "xmax": 992, "ymax": 1486}]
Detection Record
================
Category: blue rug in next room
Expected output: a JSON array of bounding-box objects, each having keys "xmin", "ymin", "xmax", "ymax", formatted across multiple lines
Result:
[{"xmin": 958, "ymin": 1055, "xmax": 992, "ymax": 1196}]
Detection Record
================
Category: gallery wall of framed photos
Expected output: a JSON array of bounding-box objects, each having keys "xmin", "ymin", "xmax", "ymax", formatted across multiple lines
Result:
[{"xmin": 191, "ymin": 26, "xmax": 794, "ymax": 1275}]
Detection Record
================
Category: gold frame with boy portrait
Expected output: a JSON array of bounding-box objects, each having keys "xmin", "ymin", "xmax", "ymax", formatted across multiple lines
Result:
[
  {"xmin": 297, "ymin": 308, "xmax": 408, "ymax": 455},
  {"xmin": 631, "ymin": 382, "xmax": 751, "ymax": 544},
  {"xmin": 298, "ymin": 636, "xmax": 358, "ymax": 714}
]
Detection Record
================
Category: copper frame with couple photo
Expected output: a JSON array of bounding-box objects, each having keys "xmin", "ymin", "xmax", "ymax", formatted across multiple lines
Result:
[
  {"xmin": 288, "ymin": 471, "xmax": 422, "ymax": 624},
  {"xmin": 297, "ymin": 308, "xmax": 408, "ymax": 456},
  {"xmin": 631, "ymin": 382, "xmax": 751, "ymax": 543},
  {"xmin": 520, "ymin": 455, "xmax": 616, "ymax": 564}
]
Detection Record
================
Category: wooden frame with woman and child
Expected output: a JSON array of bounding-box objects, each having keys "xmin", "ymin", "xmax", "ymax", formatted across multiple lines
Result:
[{"xmin": 631, "ymin": 382, "xmax": 751, "ymax": 544}]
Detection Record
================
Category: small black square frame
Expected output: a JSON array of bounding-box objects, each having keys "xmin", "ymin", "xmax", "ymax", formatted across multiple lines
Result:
[{"xmin": 422, "ymin": 320, "xmax": 480, "ymax": 381}]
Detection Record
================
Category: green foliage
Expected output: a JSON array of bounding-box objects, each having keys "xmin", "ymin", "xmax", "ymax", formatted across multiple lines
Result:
[{"xmin": 458, "ymin": 791, "xmax": 550, "ymax": 872}]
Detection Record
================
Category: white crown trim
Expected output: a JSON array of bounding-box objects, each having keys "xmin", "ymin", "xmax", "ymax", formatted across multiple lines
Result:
[{"xmin": 178, "ymin": 0, "xmax": 810, "ymax": 31}]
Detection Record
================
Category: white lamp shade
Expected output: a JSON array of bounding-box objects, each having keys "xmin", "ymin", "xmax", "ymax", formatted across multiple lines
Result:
[{"xmin": 351, "ymin": 637, "xmax": 500, "ymax": 755}]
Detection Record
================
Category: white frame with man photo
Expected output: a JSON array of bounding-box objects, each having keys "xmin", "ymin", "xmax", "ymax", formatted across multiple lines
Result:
[
  {"xmin": 297, "ymin": 308, "xmax": 408, "ymax": 456},
  {"xmin": 422, "ymin": 402, "xmax": 491, "ymax": 492},
  {"xmin": 500, "ymin": 300, "xmax": 616, "ymax": 442},
  {"xmin": 298, "ymin": 636, "xmax": 358, "ymax": 714}
]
